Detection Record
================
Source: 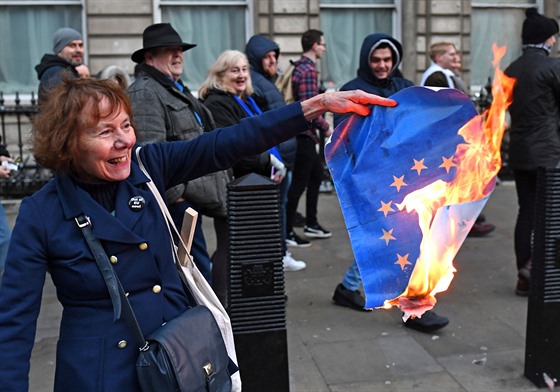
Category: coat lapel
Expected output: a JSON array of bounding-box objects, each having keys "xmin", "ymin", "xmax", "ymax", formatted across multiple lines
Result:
[{"xmin": 55, "ymin": 169, "xmax": 154, "ymax": 244}]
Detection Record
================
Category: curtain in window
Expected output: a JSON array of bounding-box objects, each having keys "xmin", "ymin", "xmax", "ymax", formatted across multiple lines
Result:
[
  {"xmin": 320, "ymin": 1, "xmax": 393, "ymax": 90},
  {"xmin": 162, "ymin": 6, "xmax": 246, "ymax": 91},
  {"xmin": 0, "ymin": 5, "xmax": 82, "ymax": 94},
  {"xmin": 471, "ymin": 0, "xmax": 537, "ymax": 89}
]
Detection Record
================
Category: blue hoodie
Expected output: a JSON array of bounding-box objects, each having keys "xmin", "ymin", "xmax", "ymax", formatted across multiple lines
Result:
[
  {"xmin": 245, "ymin": 35, "xmax": 297, "ymax": 168},
  {"xmin": 335, "ymin": 33, "xmax": 413, "ymax": 127}
]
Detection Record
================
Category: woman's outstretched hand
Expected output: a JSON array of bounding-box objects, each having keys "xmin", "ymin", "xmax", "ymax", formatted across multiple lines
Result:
[{"xmin": 301, "ymin": 90, "xmax": 397, "ymax": 121}]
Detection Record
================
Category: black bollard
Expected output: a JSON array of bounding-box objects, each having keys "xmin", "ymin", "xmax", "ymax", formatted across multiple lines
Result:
[
  {"xmin": 524, "ymin": 167, "xmax": 560, "ymax": 387},
  {"xmin": 227, "ymin": 173, "xmax": 289, "ymax": 391}
]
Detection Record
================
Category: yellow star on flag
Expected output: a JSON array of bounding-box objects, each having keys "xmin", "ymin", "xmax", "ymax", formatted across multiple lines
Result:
[
  {"xmin": 394, "ymin": 253, "xmax": 412, "ymax": 271},
  {"xmin": 378, "ymin": 200, "xmax": 394, "ymax": 217},
  {"xmin": 380, "ymin": 228, "xmax": 396, "ymax": 245},
  {"xmin": 410, "ymin": 158, "xmax": 428, "ymax": 175},
  {"xmin": 439, "ymin": 156, "xmax": 457, "ymax": 173},
  {"xmin": 390, "ymin": 175, "xmax": 407, "ymax": 192}
]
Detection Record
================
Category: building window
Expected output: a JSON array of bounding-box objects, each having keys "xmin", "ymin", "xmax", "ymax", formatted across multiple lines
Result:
[
  {"xmin": 320, "ymin": 0, "xmax": 398, "ymax": 90},
  {"xmin": 0, "ymin": 1, "xmax": 84, "ymax": 94},
  {"xmin": 158, "ymin": 0, "xmax": 252, "ymax": 90},
  {"xmin": 471, "ymin": 0, "xmax": 540, "ymax": 89}
]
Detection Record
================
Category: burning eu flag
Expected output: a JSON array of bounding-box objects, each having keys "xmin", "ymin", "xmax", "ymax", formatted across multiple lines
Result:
[{"xmin": 325, "ymin": 86, "xmax": 495, "ymax": 312}]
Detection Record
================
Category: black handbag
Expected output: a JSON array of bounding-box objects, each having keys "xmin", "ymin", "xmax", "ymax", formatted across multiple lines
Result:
[{"xmin": 75, "ymin": 214, "xmax": 232, "ymax": 392}]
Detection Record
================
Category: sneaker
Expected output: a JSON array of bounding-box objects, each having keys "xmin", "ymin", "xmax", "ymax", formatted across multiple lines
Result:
[
  {"xmin": 304, "ymin": 224, "xmax": 332, "ymax": 239},
  {"xmin": 332, "ymin": 283, "xmax": 370, "ymax": 311},
  {"xmin": 403, "ymin": 310, "xmax": 449, "ymax": 333},
  {"xmin": 319, "ymin": 180, "xmax": 334, "ymax": 194},
  {"xmin": 283, "ymin": 252, "xmax": 306, "ymax": 272},
  {"xmin": 285, "ymin": 231, "xmax": 311, "ymax": 248},
  {"xmin": 293, "ymin": 212, "xmax": 306, "ymax": 228}
]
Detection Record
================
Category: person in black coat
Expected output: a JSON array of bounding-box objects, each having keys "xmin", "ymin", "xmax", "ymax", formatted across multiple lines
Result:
[
  {"xmin": 504, "ymin": 8, "xmax": 560, "ymax": 296},
  {"xmin": 35, "ymin": 27, "xmax": 84, "ymax": 104}
]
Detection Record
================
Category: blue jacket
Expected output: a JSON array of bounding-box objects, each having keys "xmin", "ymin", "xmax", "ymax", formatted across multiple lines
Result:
[
  {"xmin": 334, "ymin": 33, "xmax": 414, "ymax": 127},
  {"xmin": 0, "ymin": 103, "xmax": 309, "ymax": 391},
  {"xmin": 245, "ymin": 35, "xmax": 298, "ymax": 169}
]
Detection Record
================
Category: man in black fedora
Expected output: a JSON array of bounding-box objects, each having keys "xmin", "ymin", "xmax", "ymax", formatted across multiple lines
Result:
[{"xmin": 127, "ymin": 23, "xmax": 229, "ymax": 300}]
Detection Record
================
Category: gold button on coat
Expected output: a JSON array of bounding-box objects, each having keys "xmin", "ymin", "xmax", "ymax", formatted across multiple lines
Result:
[
  {"xmin": 139, "ymin": 242, "xmax": 148, "ymax": 250},
  {"xmin": 152, "ymin": 285, "xmax": 162, "ymax": 294},
  {"xmin": 117, "ymin": 340, "xmax": 127, "ymax": 349},
  {"xmin": 109, "ymin": 255, "xmax": 118, "ymax": 264}
]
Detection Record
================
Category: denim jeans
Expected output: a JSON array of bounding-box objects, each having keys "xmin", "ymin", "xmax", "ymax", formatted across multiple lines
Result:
[
  {"xmin": 0, "ymin": 203, "xmax": 11, "ymax": 275},
  {"xmin": 341, "ymin": 260, "xmax": 362, "ymax": 291}
]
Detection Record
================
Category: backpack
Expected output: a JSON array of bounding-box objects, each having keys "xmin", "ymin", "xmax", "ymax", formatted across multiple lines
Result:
[{"xmin": 275, "ymin": 60, "xmax": 296, "ymax": 104}]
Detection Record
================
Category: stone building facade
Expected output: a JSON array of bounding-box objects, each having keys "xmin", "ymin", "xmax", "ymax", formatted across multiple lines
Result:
[{"xmin": 80, "ymin": 0, "xmax": 559, "ymax": 90}]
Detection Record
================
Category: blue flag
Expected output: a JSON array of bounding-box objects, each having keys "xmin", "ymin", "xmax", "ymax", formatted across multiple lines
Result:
[{"xmin": 325, "ymin": 86, "xmax": 494, "ymax": 310}]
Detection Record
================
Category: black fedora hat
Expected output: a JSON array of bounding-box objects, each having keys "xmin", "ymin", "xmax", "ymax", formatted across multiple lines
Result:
[{"xmin": 131, "ymin": 23, "xmax": 196, "ymax": 63}]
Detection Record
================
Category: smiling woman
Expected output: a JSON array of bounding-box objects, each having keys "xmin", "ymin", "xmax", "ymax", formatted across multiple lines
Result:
[{"xmin": 0, "ymin": 75, "xmax": 395, "ymax": 391}]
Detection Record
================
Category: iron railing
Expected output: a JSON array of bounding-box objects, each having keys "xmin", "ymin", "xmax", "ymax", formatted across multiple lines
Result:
[{"xmin": 0, "ymin": 92, "xmax": 52, "ymax": 199}]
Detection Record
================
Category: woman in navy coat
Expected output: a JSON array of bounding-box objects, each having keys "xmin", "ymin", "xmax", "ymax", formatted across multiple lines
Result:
[{"xmin": 0, "ymin": 77, "xmax": 394, "ymax": 391}]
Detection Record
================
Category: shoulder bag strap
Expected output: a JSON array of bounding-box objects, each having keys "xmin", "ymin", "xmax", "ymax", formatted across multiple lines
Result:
[{"xmin": 134, "ymin": 147, "xmax": 193, "ymax": 266}]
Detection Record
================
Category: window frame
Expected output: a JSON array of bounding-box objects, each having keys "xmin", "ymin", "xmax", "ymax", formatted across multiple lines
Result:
[{"xmin": 470, "ymin": 0, "xmax": 543, "ymax": 91}]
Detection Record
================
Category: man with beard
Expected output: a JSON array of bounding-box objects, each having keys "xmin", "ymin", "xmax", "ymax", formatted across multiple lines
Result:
[
  {"xmin": 332, "ymin": 33, "xmax": 449, "ymax": 333},
  {"xmin": 35, "ymin": 27, "xmax": 84, "ymax": 103},
  {"xmin": 245, "ymin": 34, "xmax": 305, "ymax": 272}
]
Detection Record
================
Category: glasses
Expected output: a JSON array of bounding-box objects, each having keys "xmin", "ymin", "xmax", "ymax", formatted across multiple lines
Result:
[{"xmin": 319, "ymin": 42, "xmax": 327, "ymax": 48}]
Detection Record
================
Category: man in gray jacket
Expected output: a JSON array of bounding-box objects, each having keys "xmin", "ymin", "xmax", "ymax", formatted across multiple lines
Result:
[{"xmin": 127, "ymin": 23, "xmax": 223, "ymax": 291}]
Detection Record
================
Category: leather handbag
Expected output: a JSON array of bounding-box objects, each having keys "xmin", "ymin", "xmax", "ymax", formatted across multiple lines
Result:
[
  {"xmin": 75, "ymin": 214, "xmax": 233, "ymax": 392},
  {"xmin": 137, "ymin": 306, "xmax": 232, "ymax": 392}
]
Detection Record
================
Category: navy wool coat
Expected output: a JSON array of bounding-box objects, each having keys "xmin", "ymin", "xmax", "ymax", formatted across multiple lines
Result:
[{"xmin": 0, "ymin": 103, "xmax": 309, "ymax": 391}]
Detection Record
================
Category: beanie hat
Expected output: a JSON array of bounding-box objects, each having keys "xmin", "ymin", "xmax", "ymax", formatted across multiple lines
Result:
[
  {"xmin": 53, "ymin": 27, "xmax": 83, "ymax": 54},
  {"xmin": 522, "ymin": 8, "xmax": 559, "ymax": 45}
]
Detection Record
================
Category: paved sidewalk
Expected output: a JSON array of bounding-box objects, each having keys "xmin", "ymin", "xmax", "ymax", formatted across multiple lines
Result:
[{"xmin": 23, "ymin": 181, "xmax": 548, "ymax": 391}]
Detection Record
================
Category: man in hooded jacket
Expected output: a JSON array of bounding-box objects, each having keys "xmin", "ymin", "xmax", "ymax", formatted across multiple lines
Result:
[
  {"xmin": 245, "ymin": 35, "xmax": 305, "ymax": 272},
  {"xmin": 332, "ymin": 33, "xmax": 449, "ymax": 333}
]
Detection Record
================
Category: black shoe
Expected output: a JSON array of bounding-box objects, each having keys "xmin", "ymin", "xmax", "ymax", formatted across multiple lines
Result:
[
  {"xmin": 304, "ymin": 223, "xmax": 332, "ymax": 238},
  {"xmin": 515, "ymin": 276, "xmax": 530, "ymax": 296},
  {"xmin": 332, "ymin": 283, "xmax": 369, "ymax": 311},
  {"xmin": 403, "ymin": 310, "xmax": 449, "ymax": 333},
  {"xmin": 285, "ymin": 231, "xmax": 311, "ymax": 248},
  {"xmin": 468, "ymin": 222, "xmax": 495, "ymax": 237}
]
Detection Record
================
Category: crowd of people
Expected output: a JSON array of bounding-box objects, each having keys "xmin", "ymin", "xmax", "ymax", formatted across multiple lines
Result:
[{"xmin": 0, "ymin": 7, "xmax": 558, "ymax": 389}]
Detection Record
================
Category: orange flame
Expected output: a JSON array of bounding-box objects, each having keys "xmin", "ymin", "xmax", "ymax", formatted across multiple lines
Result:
[{"xmin": 385, "ymin": 44, "xmax": 516, "ymax": 317}]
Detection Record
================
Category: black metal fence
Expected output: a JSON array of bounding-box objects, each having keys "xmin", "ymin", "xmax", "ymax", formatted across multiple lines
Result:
[{"xmin": 0, "ymin": 92, "xmax": 52, "ymax": 199}]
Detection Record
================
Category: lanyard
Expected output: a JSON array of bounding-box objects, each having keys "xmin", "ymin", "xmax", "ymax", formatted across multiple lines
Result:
[
  {"xmin": 233, "ymin": 95, "xmax": 262, "ymax": 117},
  {"xmin": 171, "ymin": 78, "xmax": 203, "ymax": 127}
]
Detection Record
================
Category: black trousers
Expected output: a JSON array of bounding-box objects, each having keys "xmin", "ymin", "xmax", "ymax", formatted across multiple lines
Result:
[
  {"xmin": 286, "ymin": 135, "xmax": 323, "ymax": 233},
  {"xmin": 513, "ymin": 169, "xmax": 536, "ymax": 271}
]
